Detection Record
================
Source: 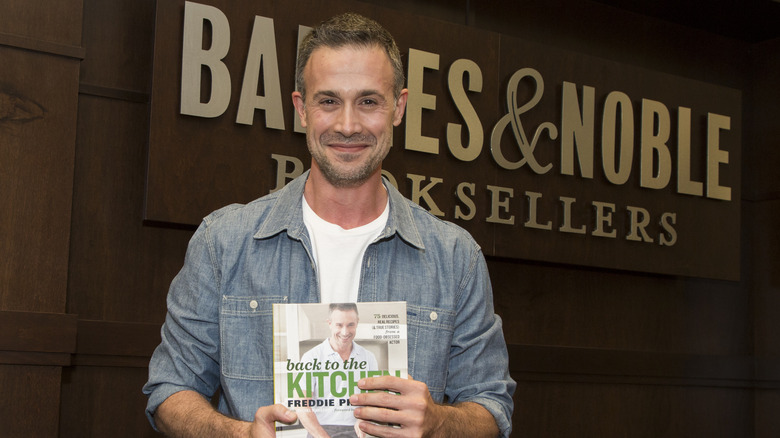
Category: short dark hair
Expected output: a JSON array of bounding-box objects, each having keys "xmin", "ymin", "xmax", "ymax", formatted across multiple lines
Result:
[
  {"xmin": 295, "ymin": 12, "xmax": 405, "ymax": 100},
  {"xmin": 329, "ymin": 302, "xmax": 359, "ymax": 316}
]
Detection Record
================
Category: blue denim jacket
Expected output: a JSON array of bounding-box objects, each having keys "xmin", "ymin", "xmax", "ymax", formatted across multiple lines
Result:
[{"xmin": 143, "ymin": 172, "xmax": 515, "ymax": 436}]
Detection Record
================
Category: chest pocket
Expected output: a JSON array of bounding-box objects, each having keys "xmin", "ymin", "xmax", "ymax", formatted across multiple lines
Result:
[
  {"xmin": 220, "ymin": 295, "xmax": 287, "ymax": 380},
  {"xmin": 406, "ymin": 304, "xmax": 455, "ymax": 401}
]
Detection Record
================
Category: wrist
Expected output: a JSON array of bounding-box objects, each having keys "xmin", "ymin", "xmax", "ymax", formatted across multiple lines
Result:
[
  {"xmin": 424, "ymin": 403, "xmax": 449, "ymax": 438},
  {"xmin": 231, "ymin": 420, "xmax": 253, "ymax": 438}
]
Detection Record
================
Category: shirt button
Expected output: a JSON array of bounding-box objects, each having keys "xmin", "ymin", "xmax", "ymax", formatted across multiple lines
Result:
[
  {"xmin": 429, "ymin": 311, "xmax": 438, "ymax": 321},
  {"xmin": 249, "ymin": 300, "xmax": 258, "ymax": 309}
]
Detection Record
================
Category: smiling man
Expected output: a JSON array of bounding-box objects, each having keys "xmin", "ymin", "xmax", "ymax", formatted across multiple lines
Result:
[{"xmin": 144, "ymin": 12, "xmax": 514, "ymax": 438}]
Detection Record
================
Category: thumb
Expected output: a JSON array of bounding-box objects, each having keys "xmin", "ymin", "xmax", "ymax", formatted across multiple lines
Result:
[{"xmin": 255, "ymin": 404, "xmax": 298, "ymax": 425}]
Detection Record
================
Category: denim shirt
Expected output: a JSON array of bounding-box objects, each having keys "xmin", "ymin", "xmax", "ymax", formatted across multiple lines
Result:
[{"xmin": 143, "ymin": 172, "xmax": 515, "ymax": 436}]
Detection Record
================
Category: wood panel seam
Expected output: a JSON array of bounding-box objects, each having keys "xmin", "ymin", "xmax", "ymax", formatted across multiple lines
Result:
[{"xmin": 0, "ymin": 31, "xmax": 85, "ymax": 59}]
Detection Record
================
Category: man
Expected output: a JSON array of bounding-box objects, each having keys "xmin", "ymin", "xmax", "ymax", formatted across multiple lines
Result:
[
  {"xmin": 144, "ymin": 12, "xmax": 514, "ymax": 438},
  {"xmin": 296, "ymin": 303, "xmax": 379, "ymax": 438}
]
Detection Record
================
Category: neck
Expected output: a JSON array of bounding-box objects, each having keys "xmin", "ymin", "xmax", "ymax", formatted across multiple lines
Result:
[
  {"xmin": 304, "ymin": 168, "xmax": 387, "ymax": 229},
  {"xmin": 329, "ymin": 339, "xmax": 353, "ymax": 361}
]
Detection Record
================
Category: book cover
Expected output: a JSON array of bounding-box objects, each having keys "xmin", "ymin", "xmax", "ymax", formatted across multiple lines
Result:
[{"xmin": 273, "ymin": 301, "xmax": 408, "ymax": 437}]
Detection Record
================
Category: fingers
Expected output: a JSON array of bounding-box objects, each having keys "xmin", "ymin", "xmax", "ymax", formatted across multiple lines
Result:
[
  {"xmin": 249, "ymin": 404, "xmax": 298, "ymax": 438},
  {"xmin": 352, "ymin": 375, "xmax": 420, "ymax": 398},
  {"xmin": 348, "ymin": 375, "xmax": 433, "ymax": 437}
]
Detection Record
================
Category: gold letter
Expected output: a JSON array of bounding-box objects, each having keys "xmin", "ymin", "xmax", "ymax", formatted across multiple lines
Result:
[
  {"xmin": 676, "ymin": 107, "xmax": 703, "ymax": 196},
  {"xmin": 640, "ymin": 99, "xmax": 672, "ymax": 190},
  {"xmin": 707, "ymin": 113, "xmax": 732, "ymax": 201},
  {"xmin": 447, "ymin": 59, "xmax": 483, "ymax": 162},
  {"xmin": 486, "ymin": 185, "xmax": 514, "ymax": 225},
  {"xmin": 407, "ymin": 174, "xmax": 445, "ymax": 216},
  {"xmin": 455, "ymin": 182, "xmax": 477, "ymax": 221},
  {"xmin": 561, "ymin": 82, "xmax": 595, "ymax": 178},
  {"xmin": 236, "ymin": 16, "xmax": 285, "ymax": 129},
  {"xmin": 270, "ymin": 154, "xmax": 303, "ymax": 193},
  {"xmin": 406, "ymin": 49, "xmax": 440, "ymax": 154},
  {"xmin": 601, "ymin": 91, "xmax": 634, "ymax": 185}
]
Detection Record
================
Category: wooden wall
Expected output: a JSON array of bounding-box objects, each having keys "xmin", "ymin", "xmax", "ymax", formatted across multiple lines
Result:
[{"xmin": 0, "ymin": 0, "xmax": 778, "ymax": 436}]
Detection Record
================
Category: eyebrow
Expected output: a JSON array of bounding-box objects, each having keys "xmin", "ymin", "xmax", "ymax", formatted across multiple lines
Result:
[{"xmin": 311, "ymin": 89, "xmax": 384, "ymax": 100}]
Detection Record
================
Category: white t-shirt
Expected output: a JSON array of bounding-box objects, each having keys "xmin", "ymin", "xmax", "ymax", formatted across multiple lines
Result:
[{"xmin": 302, "ymin": 196, "xmax": 389, "ymax": 304}]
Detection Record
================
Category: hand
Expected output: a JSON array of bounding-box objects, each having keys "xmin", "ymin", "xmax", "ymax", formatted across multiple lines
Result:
[
  {"xmin": 248, "ymin": 404, "xmax": 298, "ymax": 438},
  {"xmin": 349, "ymin": 375, "xmax": 444, "ymax": 438}
]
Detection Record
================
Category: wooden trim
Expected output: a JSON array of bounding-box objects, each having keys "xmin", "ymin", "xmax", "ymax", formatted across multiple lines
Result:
[
  {"xmin": 68, "ymin": 319, "xmax": 161, "ymax": 368},
  {"xmin": 71, "ymin": 354, "xmax": 153, "ymax": 368},
  {"xmin": 0, "ymin": 31, "xmax": 85, "ymax": 59},
  {"xmin": 0, "ymin": 310, "xmax": 77, "ymax": 353},
  {"xmin": 0, "ymin": 314, "xmax": 160, "ymax": 368},
  {"xmin": 79, "ymin": 83, "xmax": 150, "ymax": 103},
  {"xmin": 0, "ymin": 351, "xmax": 71, "ymax": 367},
  {"xmin": 75, "ymin": 319, "xmax": 161, "ymax": 357}
]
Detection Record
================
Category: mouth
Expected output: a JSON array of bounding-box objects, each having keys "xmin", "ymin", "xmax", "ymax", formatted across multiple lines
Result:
[
  {"xmin": 322, "ymin": 134, "xmax": 376, "ymax": 153},
  {"xmin": 328, "ymin": 143, "xmax": 369, "ymax": 153}
]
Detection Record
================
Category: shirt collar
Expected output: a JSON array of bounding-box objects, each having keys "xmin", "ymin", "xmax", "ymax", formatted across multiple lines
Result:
[{"xmin": 253, "ymin": 170, "xmax": 425, "ymax": 250}]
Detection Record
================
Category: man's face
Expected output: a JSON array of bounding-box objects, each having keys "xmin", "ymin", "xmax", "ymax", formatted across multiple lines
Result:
[
  {"xmin": 327, "ymin": 309, "xmax": 359, "ymax": 351},
  {"xmin": 293, "ymin": 45, "xmax": 408, "ymax": 188}
]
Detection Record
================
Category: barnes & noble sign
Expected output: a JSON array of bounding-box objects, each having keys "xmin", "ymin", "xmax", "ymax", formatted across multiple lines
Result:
[{"xmin": 147, "ymin": 0, "xmax": 741, "ymax": 280}]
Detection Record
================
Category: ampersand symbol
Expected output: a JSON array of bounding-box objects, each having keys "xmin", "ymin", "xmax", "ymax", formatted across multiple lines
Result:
[{"xmin": 490, "ymin": 67, "xmax": 558, "ymax": 173}]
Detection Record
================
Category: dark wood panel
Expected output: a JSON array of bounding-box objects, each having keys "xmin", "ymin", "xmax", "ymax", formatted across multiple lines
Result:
[
  {"xmin": 742, "ymin": 31, "xmax": 780, "ymax": 200},
  {"xmin": 0, "ymin": 365, "xmax": 62, "ymax": 437},
  {"xmin": 512, "ymin": 379, "xmax": 751, "ymax": 437},
  {"xmin": 67, "ymin": 94, "xmax": 192, "ymax": 322},
  {"xmin": 0, "ymin": 0, "xmax": 83, "ymax": 46},
  {"xmin": 755, "ymin": 390, "xmax": 780, "ymax": 438},
  {"xmin": 470, "ymin": 0, "xmax": 748, "ymax": 89},
  {"xmin": 490, "ymin": 257, "xmax": 749, "ymax": 355},
  {"xmin": 79, "ymin": 0, "xmax": 155, "ymax": 93},
  {"xmin": 747, "ymin": 199, "xmax": 780, "ymax": 357},
  {"xmin": 0, "ymin": 45, "xmax": 80, "ymax": 313},
  {"xmin": 59, "ymin": 366, "xmax": 162, "ymax": 437}
]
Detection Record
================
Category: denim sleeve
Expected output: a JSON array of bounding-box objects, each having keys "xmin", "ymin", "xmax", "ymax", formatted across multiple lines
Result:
[
  {"xmin": 142, "ymin": 221, "xmax": 223, "ymax": 430},
  {"xmin": 446, "ymin": 246, "xmax": 516, "ymax": 438}
]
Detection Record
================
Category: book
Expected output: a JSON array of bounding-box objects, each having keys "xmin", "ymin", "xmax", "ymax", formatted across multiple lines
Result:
[{"xmin": 273, "ymin": 301, "xmax": 408, "ymax": 437}]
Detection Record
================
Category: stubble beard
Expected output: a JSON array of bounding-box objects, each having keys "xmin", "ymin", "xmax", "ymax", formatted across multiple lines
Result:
[{"xmin": 308, "ymin": 132, "xmax": 391, "ymax": 188}]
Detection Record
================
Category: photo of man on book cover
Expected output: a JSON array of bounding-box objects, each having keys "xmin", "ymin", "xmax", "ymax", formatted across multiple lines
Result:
[{"xmin": 273, "ymin": 302, "xmax": 407, "ymax": 438}]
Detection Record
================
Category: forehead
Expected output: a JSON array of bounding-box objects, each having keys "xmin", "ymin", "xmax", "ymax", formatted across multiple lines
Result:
[
  {"xmin": 303, "ymin": 45, "xmax": 394, "ymax": 94},
  {"xmin": 329, "ymin": 309, "xmax": 358, "ymax": 322}
]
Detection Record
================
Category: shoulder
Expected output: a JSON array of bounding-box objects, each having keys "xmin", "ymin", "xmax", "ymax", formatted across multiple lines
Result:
[
  {"xmin": 190, "ymin": 195, "xmax": 275, "ymax": 247},
  {"xmin": 201, "ymin": 193, "xmax": 276, "ymax": 229}
]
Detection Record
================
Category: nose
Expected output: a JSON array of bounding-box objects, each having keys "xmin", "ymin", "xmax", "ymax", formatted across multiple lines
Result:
[{"xmin": 335, "ymin": 103, "xmax": 363, "ymax": 137}]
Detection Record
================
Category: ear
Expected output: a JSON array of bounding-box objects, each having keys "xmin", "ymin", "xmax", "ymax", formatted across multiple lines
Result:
[
  {"xmin": 292, "ymin": 91, "xmax": 307, "ymax": 127},
  {"xmin": 392, "ymin": 89, "xmax": 409, "ymax": 127}
]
